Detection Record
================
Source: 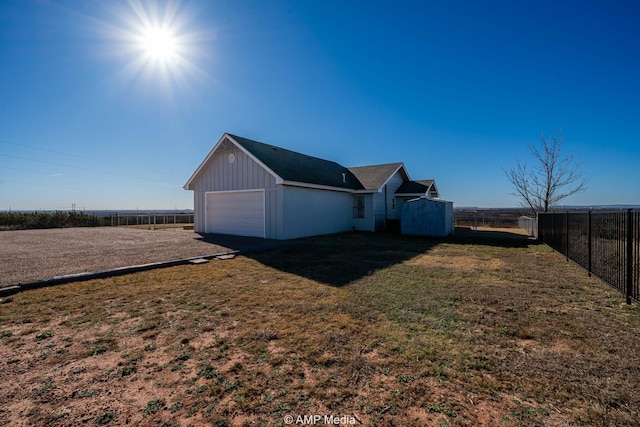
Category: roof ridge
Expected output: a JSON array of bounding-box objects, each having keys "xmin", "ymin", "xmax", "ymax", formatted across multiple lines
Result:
[
  {"xmin": 228, "ymin": 133, "xmax": 347, "ymax": 166},
  {"xmin": 347, "ymin": 161, "xmax": 403, "ymax": 169},
  {"xmin": 226, "ymin": 133, "xmax": 364, "ymax": 190}
]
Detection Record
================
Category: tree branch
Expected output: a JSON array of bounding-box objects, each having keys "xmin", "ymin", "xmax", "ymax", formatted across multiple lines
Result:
[{"xmin": 505, "ymin": 130, "xmax": 588, "ymax": 214}]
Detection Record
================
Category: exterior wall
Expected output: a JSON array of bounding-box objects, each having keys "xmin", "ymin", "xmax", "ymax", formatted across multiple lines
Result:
[
  {"xmin": 370, "ymin": 170, "xmax": 407, "ymax": 229},
  {"xmin": 372, "ymin": 191, "xmax": 386, "ymax": 230},
  {"xmin": 190, "ymin": 141, "xmax": 279, "ymax": 235},
  {"xmin": 384, "ymin": 171, "xmax": 405, "ymax": 220},
  {"xmin": 401, "ymin": 198, "xmax": 454, "ymax": 237},
  {"xmin": 280, "ymin": 186, "xmax": 353, "ymax": 239},
  {"xmin": 352, "ymin": 194, "xmax": 375, "ymax": 232}
]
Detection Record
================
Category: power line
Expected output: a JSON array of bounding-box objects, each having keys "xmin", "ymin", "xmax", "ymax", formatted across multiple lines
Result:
[
  {"xmin": 0, "ymin": 153, "xmax": 182, "ymax": 186},
  {"xmin": 0, "ymin": 164, "xmax": 181, "ymax": 192},
  {"xmin": 0, "ymin": 138, "xmax": 185, "ymax": 178}
]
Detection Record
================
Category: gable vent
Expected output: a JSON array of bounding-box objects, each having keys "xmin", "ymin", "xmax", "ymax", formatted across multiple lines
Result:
[{"xmin": 342, "ymin": 173, "xmax": 346, "ymax": 183}]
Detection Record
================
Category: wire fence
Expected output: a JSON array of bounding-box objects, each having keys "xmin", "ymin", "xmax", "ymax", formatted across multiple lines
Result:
[
  {"xmin": 454, "ymin": 215, "xmax": 519, "ymax": 230},
  {"xmin": 110, "ymin": 213, "xmax": 194, "ymax": 230},
  {"xmin": 538, "ymin": 210, "xmax": 640, "ymax": 303}
]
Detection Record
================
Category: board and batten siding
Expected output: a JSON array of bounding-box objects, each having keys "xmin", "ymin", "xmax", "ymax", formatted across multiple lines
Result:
[
  {"xmin": 385, "ymin": 170, "xmax": 406, "ymax": 220},
  {"xmin": 281, "ymin": 186, "xmax": 353, "ymax": 239},
  {"xmin": 191, "ymin": 141, "xmax": 281, "ymax": 237},
  {"xmin": 373, "ymin": 191, "xmax": 386, "ymax": 231},
  {"xmin": 371, "ymin": 170, "xmax": 407, "ymax": 229}
]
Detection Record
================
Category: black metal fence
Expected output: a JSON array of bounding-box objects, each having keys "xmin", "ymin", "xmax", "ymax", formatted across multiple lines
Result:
[{"xmin": 538, "ymin": 210, "xmax": 640, "ymax": 303}]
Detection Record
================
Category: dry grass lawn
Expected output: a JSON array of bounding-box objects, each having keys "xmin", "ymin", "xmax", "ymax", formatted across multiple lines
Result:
[{"xmin": 1, "ymin": 231, "xmax": 639, "ymax": 426}]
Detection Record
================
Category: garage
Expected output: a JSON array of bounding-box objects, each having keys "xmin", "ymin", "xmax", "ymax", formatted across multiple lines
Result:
[{"xmin": 205, "ymin": 190, "xmax": 265, "ymax": 238}]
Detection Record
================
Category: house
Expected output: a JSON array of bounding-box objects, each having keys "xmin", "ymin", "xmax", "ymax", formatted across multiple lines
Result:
[{"xmin": 184, "ymin": 133, "xmax": 447, "ymax": 239}]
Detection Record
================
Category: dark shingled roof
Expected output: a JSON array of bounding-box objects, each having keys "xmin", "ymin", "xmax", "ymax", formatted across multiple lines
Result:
[
  {"xmin": 347, "ymin": 163, "xmax": 404, "ymax": 191},
  {"xmin": 396, "ymin": 179, "xmax": 435, "ymax": 194},
  {"xmin": 228, "ymin": 134, "xmax": 364, "ymax": 190}
]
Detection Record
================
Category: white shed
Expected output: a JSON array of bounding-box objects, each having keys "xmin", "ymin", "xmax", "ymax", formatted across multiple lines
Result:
[{"xmin": 400, "ymin": 197, "xmax": 454, "ymax": 237}]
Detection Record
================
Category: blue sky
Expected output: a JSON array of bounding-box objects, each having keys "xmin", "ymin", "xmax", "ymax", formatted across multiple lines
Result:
[{"xmin": 1, "ymin": 0, "xmax": 639, "ymax": 210}]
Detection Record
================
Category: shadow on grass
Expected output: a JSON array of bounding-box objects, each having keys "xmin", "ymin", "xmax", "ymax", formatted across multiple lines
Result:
[
  {"xmin": 246, "ymin": 228, "xmax": 540, "ymax": 287},
  {"xmin": 194, "ymin": 233, "xmax": 307, "ymax": 254},
  {"xmin": 452, "ymin": 226, "xmax": 541, "ymax": 247}
]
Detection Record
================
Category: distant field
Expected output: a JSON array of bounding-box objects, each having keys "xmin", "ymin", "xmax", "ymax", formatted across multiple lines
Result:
[
  {"xmin": 1, "ymin": 232, "xmax": 639, "ymax": 426},
  {"xmin": 453, "ymin": 208, "xmax": 531, "ymax": 229}
]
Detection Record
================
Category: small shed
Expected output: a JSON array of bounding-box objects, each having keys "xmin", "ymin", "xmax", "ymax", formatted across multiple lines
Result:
[
  {"xmin": 518, "ymin": 216, "xmax": 538, "ymax": 238},
  {"xmin": 400, "ymin": 197, "xmax": 454, "ymax": 237}
]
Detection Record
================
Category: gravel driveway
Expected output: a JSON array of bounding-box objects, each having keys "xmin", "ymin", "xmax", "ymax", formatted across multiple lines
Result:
[{"xmin": 0, "ymin": 227, "xmax": 286, "ymax": 287}]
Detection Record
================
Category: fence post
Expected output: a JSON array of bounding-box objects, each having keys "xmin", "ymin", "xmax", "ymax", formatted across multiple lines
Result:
[
  {"xmin": 588, "ymin": 210, "xmax": 592, "ymax": 277},
  {"xmin": 565, "ymin": 211, "xmax": 570, "ymax": 261},
  {"xmin": 550, "ymin": 214, "xmax": 555, "ymax": 252},
  {"xmin": 626, "ymin": 209, "xmax": 633, "ymax": 304}
]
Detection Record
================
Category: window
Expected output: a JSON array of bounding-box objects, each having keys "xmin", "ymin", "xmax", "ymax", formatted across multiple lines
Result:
[
  {"xmin": 353, "ymin": 195, "xmax": 365, "ymax": 219},
  {"xmin": 392, "ymin": 197, "xmax": 396, "ymax": 210}
]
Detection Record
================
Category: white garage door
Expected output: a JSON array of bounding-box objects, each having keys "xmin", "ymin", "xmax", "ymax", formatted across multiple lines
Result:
[{"xmin": 205, "ymin": 191, "xmax": 265, "ymax": 237}]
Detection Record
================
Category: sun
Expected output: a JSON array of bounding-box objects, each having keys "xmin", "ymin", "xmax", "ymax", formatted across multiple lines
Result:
[
  {"xmin": 97, "ymin": 1, "xmax": 211, "ymax": 93},
  {"xmin": 140, "ymin": 26, "xmax": 178, "ymax": 63}
]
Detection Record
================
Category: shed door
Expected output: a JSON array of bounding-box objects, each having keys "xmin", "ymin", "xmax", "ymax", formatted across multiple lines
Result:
[{"xmin": 205, "ymin": 191, "xmax": 265, "ymax": 238}]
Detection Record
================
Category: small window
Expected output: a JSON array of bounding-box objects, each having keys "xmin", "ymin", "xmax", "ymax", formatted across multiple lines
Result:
[
  {"xmin": 353, "ymin": 195, "xmax": 365, "ymax": 219},
  {"xmin": 392, "ymin": 198, "xmax": 396, "ymax": 210}
]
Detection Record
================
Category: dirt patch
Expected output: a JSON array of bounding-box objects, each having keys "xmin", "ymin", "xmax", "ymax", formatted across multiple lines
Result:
[
  {"xmin": 0, "ymin": 227, "xmax": 289, "ymax": 287},
  {"xmin": 406, "ymin": 252, "xmax": 505, "ymax": 271}
]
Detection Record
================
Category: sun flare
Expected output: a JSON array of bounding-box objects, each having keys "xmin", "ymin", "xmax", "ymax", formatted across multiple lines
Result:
[
  {"xmin": 140, "ymin": 27, "xmax": 178, "ymax": 62},
  {"xmin": 100, "ymin": 1, "xmax": 210, "ymax": 93}
]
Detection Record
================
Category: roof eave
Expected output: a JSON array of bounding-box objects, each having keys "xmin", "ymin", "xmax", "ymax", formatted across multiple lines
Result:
[
  {"xmin": 396, "ymin": 192, "xmax": 427, "ymax": 197},
  {"xmin": 281, "ymin": 180, "xmax": 358, "ymax": 193},
  {"xmin": 183, "ymin": 133, "xmax": 284, "ymax": 190},
  {"xmin": 183, "ymin": 133, "xmax": 229, "ymax": 190}
]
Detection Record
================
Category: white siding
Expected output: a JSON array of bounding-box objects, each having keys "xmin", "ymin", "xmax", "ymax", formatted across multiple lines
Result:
[
  {"xmin": 370, "ymin": 170, "xmax": 408, "ymax": 229},
  {"xmin": 352, "ymin": 194, "xmax": 374, "ymax": 232},
  {"xmin": 190, "ymin": 141, "xmax": 280, "ymax": 236},
  {"xmin": 373, "ymin": 191, "xmax": 386, "ymax": 230},
  {"xmin": 385, "ymin": 171, "xmax": 405, "ymax": 220},
  {"xmin": 281, "ymin": 186, "xmax": 353, "ymax": 239}
]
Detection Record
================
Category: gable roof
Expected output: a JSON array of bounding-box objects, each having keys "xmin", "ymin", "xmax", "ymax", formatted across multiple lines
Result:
[
  {"xmin": 348, "ymin": 163, "xmax": 406, "ymax": 191},
  {"xmin": 396, "ymin": 179, "xmax": 439, "ymax": 197},
  {"xmin": 184, "ymin": 133, "xmax": 364, "ymax": 191},
  {"xmin": 228, "ymin": 134, "xmax": 363, "ymax": 190},
  {"xmin": 185, "ymin": 133, "xmax": 437, "ymax": 195}
]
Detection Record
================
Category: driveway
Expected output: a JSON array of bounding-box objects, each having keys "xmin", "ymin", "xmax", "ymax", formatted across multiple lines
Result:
[{"xmin": 0, "ymin": 227, "xmax": 291, "ymax": 287}]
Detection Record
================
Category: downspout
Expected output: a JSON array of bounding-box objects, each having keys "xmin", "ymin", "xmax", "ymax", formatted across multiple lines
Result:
[{"xmin": 384, "ymin": 185, "xmax": 388, "ymax": 230}]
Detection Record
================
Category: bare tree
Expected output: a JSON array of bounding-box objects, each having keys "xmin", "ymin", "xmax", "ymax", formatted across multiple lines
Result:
[{"xmin": 506, "ymin": 131, "xmax": 589, "ymax": 216}]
